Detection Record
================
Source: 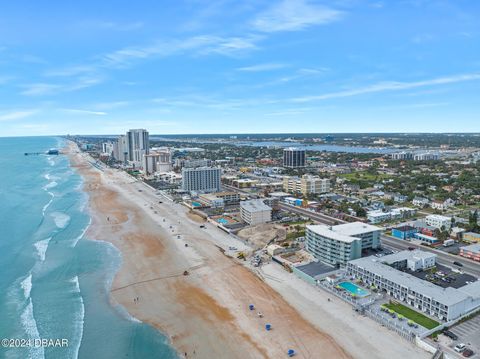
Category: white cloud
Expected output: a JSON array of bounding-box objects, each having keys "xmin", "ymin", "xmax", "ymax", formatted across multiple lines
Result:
[
  {"xmin": 20, "ymin": 75, "xmax": 103, "ymax": 96},
  {"xmin": 60, "ymin": 108, "xmax": 107, "ymax": 116},
  {"xmin": 20, "ymin": 83, "xmax": 63, "ymax": 96},
  {"xmin": 252, "ymin": 0, "xmax": 343, "ymax": 33},
  {"xmin": 237, "ymin": 63, "xmax": 287, "ymax": 72},
  {"xmin": 0, "ymin": 110, "xmax": 38, "ymax": 121},
  {"xmin": 101, "ymin": 35, "xmax": 260, "ymax": 68},
  {"xmin": 292, "ymin": 73, "xmax": 480, "ymax": 102}
]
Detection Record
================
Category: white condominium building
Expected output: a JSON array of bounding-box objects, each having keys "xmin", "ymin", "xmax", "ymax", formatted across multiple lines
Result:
[
  {"xmin": 240, "ymin": 200, "xmax": 272, "ymax": 225},
  {"xmin": 181, "ymin": 167, "xmax": 221, "ymax": 193},
  {"xmin": 306, "ymin": 222, "xmax": 381, "ymax": 266}
]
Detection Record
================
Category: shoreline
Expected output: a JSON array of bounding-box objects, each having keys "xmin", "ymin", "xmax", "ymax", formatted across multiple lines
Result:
[
  {"xmin": 66, "ymin": 141, "xmax": 352, "ymax": 358},
  {"xmin": 66, "ymin": 140, "xmax": 430, "ymax": 359}
]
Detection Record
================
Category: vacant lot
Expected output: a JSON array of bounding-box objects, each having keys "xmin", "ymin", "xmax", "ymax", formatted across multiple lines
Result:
[{"xmin": 385, "ymin": 302, "xmax": 440, "ymax": 329}]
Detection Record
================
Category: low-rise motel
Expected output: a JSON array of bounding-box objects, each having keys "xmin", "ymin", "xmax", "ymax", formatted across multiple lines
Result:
[{"xmin": 347, "ymin": 251, "xmax": 480, "ymax": 321}]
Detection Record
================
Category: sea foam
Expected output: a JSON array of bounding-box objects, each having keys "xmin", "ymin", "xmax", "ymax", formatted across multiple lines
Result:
[
  {"xmin": 51, "ymin": 212, "xmax": 70, "ymax": 229},
  {"xmin": 20, "ymin": 273, "xmax": 32, "ymax": 299},
  {"xmin": 19, "ymin": 274, "xmax": 45, "ymax": 359},
  {"xmin": 34, "ymin": 237, "xmax": 52, "ymax": 262},
  {"xmin": 70, "ymin": 276, "xmax": 85, "ymax": 359}
]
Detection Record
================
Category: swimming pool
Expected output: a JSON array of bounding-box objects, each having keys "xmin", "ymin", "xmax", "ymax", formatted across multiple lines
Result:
[
  {"xmin": 338, "ymin": 281, "xmax": 370, "ymax": 297},
  {"xmin": 192, "ymin": 201, "xmax": 202, "ymax": 207},
  {"xmin": 216, "ymin": 218, "xmax": 229, "ymax": 225}
]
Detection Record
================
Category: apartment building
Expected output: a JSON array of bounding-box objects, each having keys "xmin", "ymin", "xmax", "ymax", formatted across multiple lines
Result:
[
  {"xmin": 425, "ymin": 214, "xmax": 452, "ymax": 230},
  {"xmin": 306, "ymin": 222, "xmax": 381, "ymax": 266},
  {"xmin": 283, "ymin": 175, "xmax": 330, "ymax": 195},
  {"xmin": 347, "ymin": 252, "xmax": 480, "ymax": 321},
  {"xmin": 240, "ymin": 200, "xmax": 272, "ymax": 225}
]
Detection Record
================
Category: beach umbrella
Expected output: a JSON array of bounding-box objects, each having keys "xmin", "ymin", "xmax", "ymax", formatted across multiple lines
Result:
[
  {"xmin": 265, "ymin": 324, "xmax": 272, "ymax": 331},
  {"xmin": 249, "ymin": 304, "xmax": 255, "ymax": 310},
  {"xmin": 288, "ymin": 349, "xmax": 296, "ymax": 357}
]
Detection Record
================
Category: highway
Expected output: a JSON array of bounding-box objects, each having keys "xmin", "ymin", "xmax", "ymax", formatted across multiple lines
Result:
[{"xmin": 278, "ymin": 203, "xmax": 480, "ymax": 277}]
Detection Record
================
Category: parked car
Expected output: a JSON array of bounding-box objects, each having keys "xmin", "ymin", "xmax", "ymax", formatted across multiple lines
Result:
[
  {"xmin": 455, "ymin": 343, "xmax": 466, "ymax": 353},
  {"xmin": 408, "ymin": 247, "xmax": 415, "ymax": 251},
  {"xmin": 443, "ymin": 330, "xmax": 458, "ymax": 340},
  {"xmin": 463, "ymin": 349, "xmax": 474, "ymax": 357},
  {"xmin": 453, "ymin": 261, "xmax": 464, "ymax": 267}
]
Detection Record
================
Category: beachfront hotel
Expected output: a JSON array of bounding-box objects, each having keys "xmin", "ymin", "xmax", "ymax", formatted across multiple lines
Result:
[
  {"xmin": 240, "ymin": 199, "xmax": 272, "ymax": 225},
  {"xmin": 306, "ymin": 222, "xmax": 381, "ymax": 266},
  {"xmin": 126, "ymin": 129, "xmax": 150, "ymax": 167},
  {"xmin": 347, "ymin": 251, "xmax": 480, "ymax": 321},
  {"xmin": 181, "ymin": 166, "xmax": 221, "ymax": 194}
]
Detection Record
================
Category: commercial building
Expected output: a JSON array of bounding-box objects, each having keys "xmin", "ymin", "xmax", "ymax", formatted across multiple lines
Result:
[
  {"xmin": 181, "ymin": 167, "xmax": 221, "ymax": 194},
  {"xmin": 347, "ymin": 251, "xmax": 480, "ymax": 321},
  {"xmin": 392, "ymin": 225, "xmax": 418, "ymax": 240},
  {"xmin": 460, "ymin": 244, "xmax": 480, "ymax": 262},
  {"xmin": 126, "ymin": 129, "xmax": 149, "ymax": 167},
  {"xmin": 306, "ymin": 222, "xmax": 381, "ymax": 266},
  {"xmin": 283, "ymin": 147, "xmax": 306, "ymax": 168},
  {"xmin": 283, "ymin": 175, "xmax": 330, "ymax": 195},
  {"xmin": 240, "ymin": 200, "xmax": 272, "ymax": 225},
  {"xmin": 463, "ymin": 232, "xmax": 480, "ymax": 243},
  {"xmin": 425, "ymin": 214, "xmax": 452, "ymax": 230}
]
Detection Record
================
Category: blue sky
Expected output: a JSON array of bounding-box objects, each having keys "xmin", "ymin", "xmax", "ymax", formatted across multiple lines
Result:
[{"xmin": 1, "ymin": 0, "xmax": 479, "ymax": 136}]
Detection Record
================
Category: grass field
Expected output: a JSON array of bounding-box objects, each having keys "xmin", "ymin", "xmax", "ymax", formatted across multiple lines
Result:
[{"xmin": 385, "ymin": 302, "xmax": 440, "ymax": 329}]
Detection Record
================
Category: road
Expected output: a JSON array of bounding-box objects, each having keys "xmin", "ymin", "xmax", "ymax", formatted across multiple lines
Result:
[{"xmin": 278, "ymin": 203, "xmax": 480, "ymax": 277}]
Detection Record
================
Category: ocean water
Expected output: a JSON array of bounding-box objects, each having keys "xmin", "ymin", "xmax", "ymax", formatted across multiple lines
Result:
[{"xmin": 0, "ymin": 137, "xmax": 178, "ymax": 359}]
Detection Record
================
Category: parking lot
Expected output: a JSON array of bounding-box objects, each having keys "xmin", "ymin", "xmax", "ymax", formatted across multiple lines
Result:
[
  {"xmin": 449, "ymin": 315, "xmax": 480, "ymax": 357},
  {"xmin": 408, "ymin": 263, "xmax": 477, "ymax": 289}
]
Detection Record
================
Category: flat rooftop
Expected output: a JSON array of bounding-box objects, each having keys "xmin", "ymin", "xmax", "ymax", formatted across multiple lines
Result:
[
  {"xmin": 332, "ymin": 222, "xmax": 382, "ymax": 236},
  {"xmin": 381, "ymin": 249, "xmax": 436, "ymax": 264},
  {"xmin": 296, "ymin": 261, "xmax": 336, "ymax": 278},
  {"xmin": 462, "ymin": 243, "xmax": 480, "ymax": 254},
  {"xmin": 240, "ymin": 199, "xmax": 271, "ymax": 212},
  {"xmin": 349, "ymin": 253, "xmax": 480, "ymax": 306},
  {"xmin": 394, "ymin": 225, "xmax": 417, "ymax": 232},
  {"xmin": 307, "ymin": 225, "xmax": 359, "ymax": 244}
]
